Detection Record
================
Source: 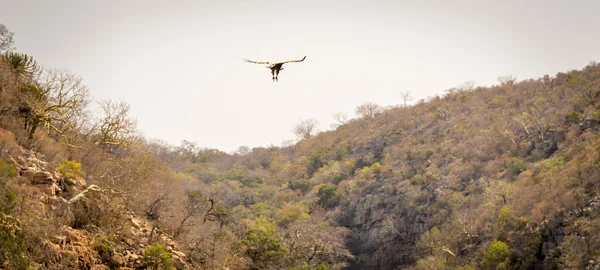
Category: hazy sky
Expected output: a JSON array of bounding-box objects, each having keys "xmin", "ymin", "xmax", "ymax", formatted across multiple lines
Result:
[{"xmin": 1, "ymin": 0, "xmax": 599, "ymax": 152}]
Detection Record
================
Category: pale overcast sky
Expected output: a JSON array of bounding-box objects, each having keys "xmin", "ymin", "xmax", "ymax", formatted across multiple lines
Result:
[{"xmin": 1, "ymin": 0, "xmax": 599, "ymax": 152}]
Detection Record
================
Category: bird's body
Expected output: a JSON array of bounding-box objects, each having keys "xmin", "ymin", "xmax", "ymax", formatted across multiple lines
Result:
[{"xmin": 244, "ymin": 56, "xmax": 306, "ymax": 82}]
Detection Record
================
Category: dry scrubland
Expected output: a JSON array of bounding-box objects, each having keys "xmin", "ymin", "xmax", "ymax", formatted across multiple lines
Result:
[{"xmin": 2, "ymin": 25, "xmax": 600, "ymax": 270}]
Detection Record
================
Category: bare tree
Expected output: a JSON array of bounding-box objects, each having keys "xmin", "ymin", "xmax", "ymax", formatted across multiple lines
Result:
[
  {"xmin": 330, "ymin": 112, "xmax": 349, "ymax": 128},
  {"xmin": 457, "ymin": 81, "xmax": 476, "ymax": 92},
  {"xmin": 175, "ymin": 190, "xmax": 211, "ymax": 238},
  {"xmin": 293, "ymin": 119, "xmax": 318, "ymax": 139},
  {"xmin": 400, "ymin": 91, "xmax": 412, "ymax": 107},
  {"xmin": 97, "ymin": 100, "xmax": 137, "ymax": 152},
  {"xmin": 24, "ymin": 69, "xmax": 90, "ymax": 143},
  {"xmin": 355, "ymin": 102, "xmax": 381, "ymax": 119},
  {"xmin": 497, "ymin": 75, "xmax": 517, "ymax": 86}
]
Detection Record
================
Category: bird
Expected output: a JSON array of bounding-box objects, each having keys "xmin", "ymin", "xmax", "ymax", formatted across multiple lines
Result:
[{"xmin": 244, "ymin": 56, "xmax": 306, "ymax": 82}]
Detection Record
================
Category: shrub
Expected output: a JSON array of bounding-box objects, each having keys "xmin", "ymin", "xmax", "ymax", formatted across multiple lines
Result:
[
  {"xmin": 360, "ymin": 162, "xmax": 382, "ymax": 179},
  {"xmin": 410, "ymin": 174, "xmax": 424, "ymax": 186},
  {"xmin": 141, "ymin": 244, "xmax": 175, "ymax": 270},
  {"xmin": 565, "ymin": 111, "xmax": 580, "ymax": 124},
  {"xmin": 549, "ymin": 156, "xmax": 566, "ymax": 167},
  {"xmin": 291, "ymin": 263, "xmax": 329, "ymax": 270},
  {"xmin": 344, "ymin": 159, "xmax": 356, "ymax": 173},
  {"xmin": 497, "ymin": 207, "xmax": 513, "ymax": 228},
  {"xmin": 484, "ymin": 240, "xmax": 511, "ymax": 269},
  {"xmin": 222, "ymin": 165, "xmax": 263, "ymax": 187},
  {"xmin": 359, "ymin": 166, "xmax": 371, "ymax": 179},
  {"xmin": 508, "ymin": 158, "xmax": 526, "ymax": 177},
  {"xmin": 275, "ymin": 204, "xmax": 309, "ymax": 227},
  {"xmin": 288, "ymin": 179, "xmax": 311, "ymax": 195},
  {"xmin": 317, "ymin": 185, "xmax": 341, "ymax": 209},
  {"xmin": 0, "ymin": 186, "xmax": 16, "ymax": 214},
  {"xmin": 370, "ymin": 162, "xmax": 382, "ymax": 175},
  {"xmin": 0, "ymin": 215, "xmax": 29, "ymax": 269},
  {"xmin": 56, "ymin": 158, "xmax": 84, "ymax": 180},
  {"xmin": 241, "ymin": 219, "xmax": 286, "ymax": 269},
  {"xmin": 593, "ymin": 105, "xmax": 600, "ymax": 121},
  {"xmin": 566, "ymin": 74, "xmax": 586, "ymax": 89},
  {"xmin": 94, "ymin": 236, "xmax": 116, "ymax": 265},
  {"xmin": 0, "ymin": 159, "xmax": 16, "ymax": 178}
]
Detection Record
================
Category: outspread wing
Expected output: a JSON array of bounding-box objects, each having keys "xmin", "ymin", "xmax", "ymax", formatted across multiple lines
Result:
[
  {"xmin": 280, "ymin": 56, "xmax": 306, "ymax": 64},
  {"xmin": 243, "ymin": 58, "xmax": 271, "ymax": 65}
]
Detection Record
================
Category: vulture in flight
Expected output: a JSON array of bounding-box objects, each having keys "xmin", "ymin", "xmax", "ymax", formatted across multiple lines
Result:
[{"xmin": 244, "ymin": 56, "xmax": 306, "ymax": 82}]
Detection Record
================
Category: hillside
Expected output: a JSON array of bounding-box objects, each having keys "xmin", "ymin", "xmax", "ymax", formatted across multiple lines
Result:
[{"xmin": 2, "ymin": 26, "xmax": 600, "ymax": 269}]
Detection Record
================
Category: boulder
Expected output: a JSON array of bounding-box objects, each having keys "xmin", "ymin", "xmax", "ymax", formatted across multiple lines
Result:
[
  {"xmin": 124, "ymin": 251, "xmax": 139, "ymax": 262},
  {"xmin": 64, "ymin": 227, "xmax": 85, "ymax": 244},
  {"xmin": 111, "ymin": 253, "xmax": 125, "ymax": 267},
  {"xmin": 40, "ymin": 183, "xmax": 61, "ymax": 196},
  {"xmin": 31, "ymin": 171, "xmax": 55, "ymax": 185},
  {"xmin": 69, "ymin": 184, "xmax": 102, "ymax": 204},
  {"xmin": 49, "ymin": 235, "xmax": 67, "ymax": 245},
  {"xmin": 172, "ymin": 253, "xmax": 187, "ymax": 270},
  {"xmin": 128, "ymin": 217, "xmax": 143, "ymax": 230}
]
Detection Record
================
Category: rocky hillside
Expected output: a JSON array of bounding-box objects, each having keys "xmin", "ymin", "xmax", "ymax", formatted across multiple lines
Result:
[
  {"xmin": 1, "ymin": 139, "xmax": 190, "ymax": 269},
  {"xmin": 2, "ymin": 23, "xmax": 600, "ymax": 270}
]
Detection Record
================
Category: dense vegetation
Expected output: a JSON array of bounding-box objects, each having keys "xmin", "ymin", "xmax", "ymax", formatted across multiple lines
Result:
[{"xmin": 1, "ymin": 24, "xmax": 600, "ymax": 269}]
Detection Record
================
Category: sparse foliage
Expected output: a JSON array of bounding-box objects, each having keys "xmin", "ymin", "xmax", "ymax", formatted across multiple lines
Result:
[
  {"xmin": 0, "ymin": 24, "xmax": 15, "ymax": 53},
  {"xmin": 175, "ymin": 190, "xmax": 210, "ymax": 237},
  {"xmin": 497, "ymin": 75, "xmax": 517, "ymax": 86},
  {"xmin": 142, "ymin": 244, "xmax": 175, "ymax": 270},
  {"xmin": 97, "ymin": 100, "xmax": 137, "ymax": 152},
  {"xmin": 331, "ymin": 112, "xmax": 349, "ymax": 128},
  {"xmin": 400, "ymin": 91, "xmax": 412, "ymax": 106},
  {"xmin": 355, "ymin": 102, "xmax": 381, "ymax": 119},
  {"xmin": 294, "ymin": 118, "xmax": 319, "ymax": 139},
  {"xmin": 23, "ymin": 69, "xmax": 90, "ymax": 143}
]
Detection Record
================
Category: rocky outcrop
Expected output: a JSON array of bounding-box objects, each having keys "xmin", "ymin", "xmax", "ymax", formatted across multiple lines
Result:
[
  {"xmin": 2, "ymin": 145, "xmax": 191, "ymax": 269},
  {"xmin": 343, "ymin": 194, "xmax": 426, "ymax": 270},
  {"xmin": 579, "ymin": 117, "xmax": 600, "ymax": 132}
]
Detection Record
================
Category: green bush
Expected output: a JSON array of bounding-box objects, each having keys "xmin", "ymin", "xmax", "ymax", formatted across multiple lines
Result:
[
  {"xmin": 484, "ymin": 240, "xmax": 511, "ymax": 269},
  {"xmin": 549, "ymin": 156, "xmax": 566, "ymax": 167},
  {"xmin": 222, "ymin": 165, "xmax": 263, "ymax": 187},
  {"xmin": 0, "ymin": 159, "xmax": 17, "ymax": 178},
  {"xmin": 566, "ymin": 74, "xmax": 587, "ymax": 89},
  {"xmin": 317, "ymin": 185, "xmax": 341, "ymax": 209},
  {"xmin": 370, "ymin": 162, "xmax": 382, "ymax": 175},
  {"xmin": 141, "ymin": 244, "xmax": 175, "ymax": 270},
  {"xmin": 508, "ymin": 158, "xmax": 527, "ymax": 176},
  {"xmin": 410, "ymin": 174, "xmax": 424, "ymax": 186},
  {"xmin": 288, "ymin": 179, "xmax": 311, "ymax": 195},
  {"xmin": 94, "ymin": 236, "xmax": 117, "ymax": 266},
  {"xmin": 593, "ymin": 105, "xmax": 600, "ymax": 121},
  {"xmin": 0, "ymin": 160, "xmax": 17, "ymax": 214},
  {"xmin": 359, "ymin": 166, "xmax": 371, "ymax": 179},
  {"xmin": 291, "ymin": 263, "xmax": 329, "ymax": 270},
  {"xmin": 0, "ymin": 187, "xmax": 17, "ymax": 214},
  {"xmin": 565, "ymin": 111, "xmax": 580, "ymax": 124},
  {"xmin": 241, "ymin": 219, "xmax": 286, "ymax": 269},
  {"xmin": 56, "ymin": 158, "xmax": 84, "ymax": 180},
  {"xmin": 0, "ymin": 215, "xmax": 29, "ymax": 269}
]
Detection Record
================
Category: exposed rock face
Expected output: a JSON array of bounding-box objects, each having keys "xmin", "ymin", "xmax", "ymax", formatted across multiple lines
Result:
[
  {"xmin": 343, "ymin": 194, "xmax": 426, "ymax": 270},
  {"xmin": 31, "ymin": 171, "xmax": 55, "ymax": 185}
]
